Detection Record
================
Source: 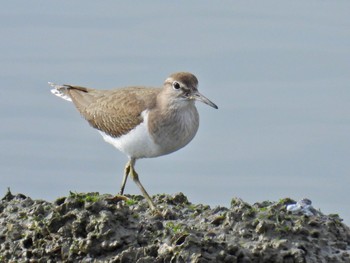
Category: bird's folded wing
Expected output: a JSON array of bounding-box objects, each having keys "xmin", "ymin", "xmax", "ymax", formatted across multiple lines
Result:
[{"xmin": 65, "ymin": 85, "xmax": 160, "ymax": 138}]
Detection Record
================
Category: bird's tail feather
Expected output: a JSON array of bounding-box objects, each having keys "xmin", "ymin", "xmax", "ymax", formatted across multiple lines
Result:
[{"xmin": 49, "ymin": 82, "xmax": 72, "ymax": 102}]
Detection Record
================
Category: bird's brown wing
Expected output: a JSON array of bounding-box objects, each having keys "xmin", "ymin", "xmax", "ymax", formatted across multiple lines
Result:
[{"xmin": 65, "ymin": 85, "xmax": 160, "ymax": 137}]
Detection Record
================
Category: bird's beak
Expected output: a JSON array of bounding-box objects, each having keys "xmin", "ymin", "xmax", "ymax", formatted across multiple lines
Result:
[{"xmin": 191, "ymin": 91, "xmax": 218, "ymax": 109}]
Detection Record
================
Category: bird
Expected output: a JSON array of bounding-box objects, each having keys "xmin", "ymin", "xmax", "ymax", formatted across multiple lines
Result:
[{"xmin": 49, "ymin": 72, "xmax": 218, "ymax": 210}]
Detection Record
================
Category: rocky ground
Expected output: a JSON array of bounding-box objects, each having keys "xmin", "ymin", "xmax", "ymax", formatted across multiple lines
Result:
[{"xmin": 0, "ymin": 190, "xmax": 349, "ymax": 263}]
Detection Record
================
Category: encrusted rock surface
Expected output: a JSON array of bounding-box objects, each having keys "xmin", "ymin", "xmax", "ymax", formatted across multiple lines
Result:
[{"xmin": 0, "ymin": 190, "xmax": 349, "ymax": 262}]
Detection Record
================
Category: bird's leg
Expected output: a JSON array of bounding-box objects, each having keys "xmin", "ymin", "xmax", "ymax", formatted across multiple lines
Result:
[
  {"xmin": 119, "ymin": 162, "xmax": 130, "ymax": 195},
  {"xmin": 129, "ymin": 159, "xmax": 156, "ymax": 211}
]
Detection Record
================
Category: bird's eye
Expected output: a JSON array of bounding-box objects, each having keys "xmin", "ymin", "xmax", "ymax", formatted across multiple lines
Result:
[{"xmin": 172, "ymin": 81, "xmax": 181, "ymax": 90}]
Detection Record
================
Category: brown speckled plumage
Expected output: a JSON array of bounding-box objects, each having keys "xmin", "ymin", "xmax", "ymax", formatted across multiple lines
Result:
[{"xmin": 63, "ymin": 86, "xmax": 160, "ymax": 138}]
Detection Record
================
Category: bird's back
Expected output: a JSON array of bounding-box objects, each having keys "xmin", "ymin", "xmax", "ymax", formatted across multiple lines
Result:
[{"xmin": 51, "ymin": 84, "xmax": 161, "ymax": 138}]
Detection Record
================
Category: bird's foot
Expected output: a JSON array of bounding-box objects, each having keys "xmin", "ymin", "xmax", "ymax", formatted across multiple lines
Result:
[
  {"xmin": 144, "ymin": 206, "xmax": 163, "ymax": 219},
  {"xmin": 106, "ymin": 194, "xmax": 129, "ymax": 203}
]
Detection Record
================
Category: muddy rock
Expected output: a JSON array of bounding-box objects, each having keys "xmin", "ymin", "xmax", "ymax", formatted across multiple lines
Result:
[{"xmin": 0, "ymin": 190, "xmax": 349, "ymax": 262}]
